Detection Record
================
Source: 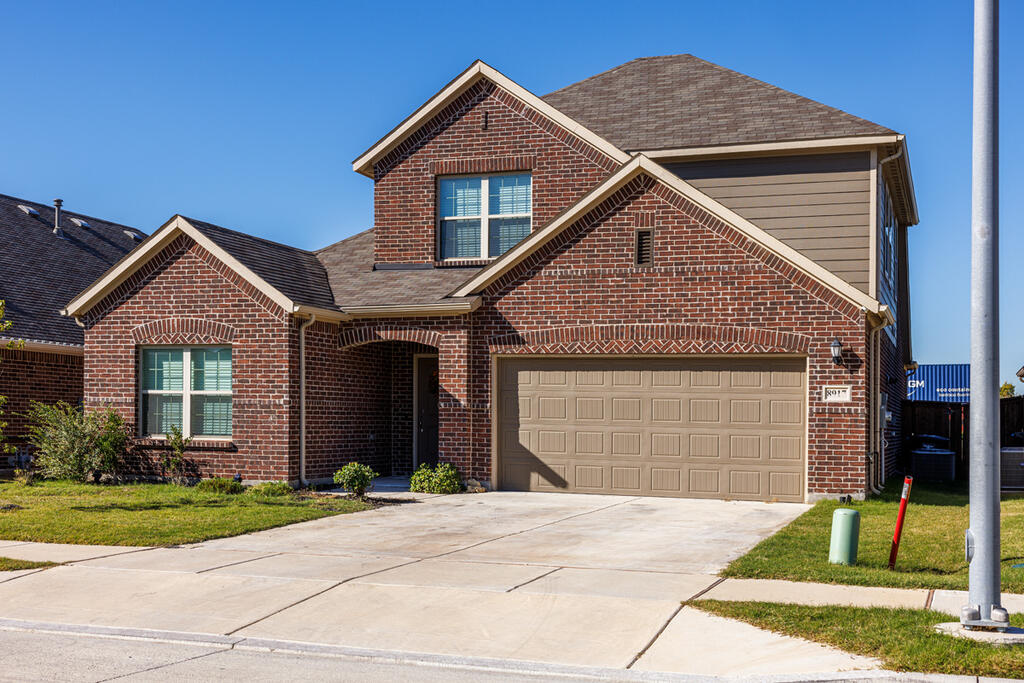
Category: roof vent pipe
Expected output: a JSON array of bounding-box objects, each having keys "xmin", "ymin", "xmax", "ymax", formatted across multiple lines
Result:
[{"xmin": 52, "ymin": 198, "xmax": 64, "ymax": 237}]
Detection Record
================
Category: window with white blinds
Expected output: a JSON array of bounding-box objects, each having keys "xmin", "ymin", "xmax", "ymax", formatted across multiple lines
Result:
[
  {"xmin": 438, "ymin": 173, "xmax": 531, "ymax": 259},
  {"xmin": 140, "ymin": 347, "xmax": 232, "ymax": 438}
]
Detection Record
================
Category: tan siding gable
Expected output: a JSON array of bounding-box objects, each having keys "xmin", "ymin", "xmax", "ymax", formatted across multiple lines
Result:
[{"xmin": 664, "ymin": 152, "xmax": 871, "ymax": 293}]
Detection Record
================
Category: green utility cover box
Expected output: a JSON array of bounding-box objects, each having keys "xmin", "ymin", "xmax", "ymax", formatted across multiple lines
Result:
[{"xmin": 829, "ymin": 507, "xmax": 860, "ymax": 566}]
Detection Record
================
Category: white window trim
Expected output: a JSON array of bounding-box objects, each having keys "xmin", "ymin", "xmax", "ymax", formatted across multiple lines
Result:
[
  {"xmin": 138, "ymin": 346, "xmax": 233, "ymax": 440},
  {"xmin": 437, "ymin": 173, "xmax": 532, "ymax": 261}
]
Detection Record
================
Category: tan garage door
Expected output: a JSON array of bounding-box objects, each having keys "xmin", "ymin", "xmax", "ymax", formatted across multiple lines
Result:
[{"xmin": 497, "ymin": 357, "xmax": 806, "ymax": 502}]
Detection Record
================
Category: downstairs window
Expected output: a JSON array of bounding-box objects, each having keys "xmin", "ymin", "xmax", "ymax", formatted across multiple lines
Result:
[{"xmin": 140, "ymin": 347, "xmax": 232, "ymax": 438}]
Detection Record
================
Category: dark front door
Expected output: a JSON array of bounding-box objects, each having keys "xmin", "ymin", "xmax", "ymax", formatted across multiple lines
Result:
[{"xmin": 416, "ymin": 356, "xmax": 439, "ymax": 467}]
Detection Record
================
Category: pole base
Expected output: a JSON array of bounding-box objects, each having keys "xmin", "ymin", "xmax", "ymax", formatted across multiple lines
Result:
[{"xmin": 937, "ymin": 622, "xmax": 1024, "ymax": 643}]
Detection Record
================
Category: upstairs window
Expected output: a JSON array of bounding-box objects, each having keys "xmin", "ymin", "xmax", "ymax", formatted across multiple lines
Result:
[
  {"xmin": 140, "ymin": 347, "xmax": 232, "ymax": 438},
  {"xmin": 438, "ymin": 173, "xmax": 531, "ymax": 260},
  {"xmin": 878, "ymin": 175, "xmax": 897, "ymax": 287}
]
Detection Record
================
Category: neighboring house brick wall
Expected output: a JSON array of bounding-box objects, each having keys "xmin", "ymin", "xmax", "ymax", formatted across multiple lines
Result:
[
  {"xmin": 82, "ymin": 235, "xmax": 296, "ymax": 481},
  {"xmin": 372, "ymin": 80, "xmax": 619, "ymax": 264},
  {"xmin": 0, "ymin": 348, "xmax": 83, "ymax": 448}
]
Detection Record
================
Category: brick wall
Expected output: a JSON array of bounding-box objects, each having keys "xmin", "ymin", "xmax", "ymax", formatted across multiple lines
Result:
[
  {"xmin": 372, "ymin": 80, "xmax": 619, "ymax": 264},
  {"xmin": 0, "ymin": 348, "xmax": 83, "ymax": 450},
  {"xmin": 82, "ymin": 235, "xmax": 296, "ymax": 481}
]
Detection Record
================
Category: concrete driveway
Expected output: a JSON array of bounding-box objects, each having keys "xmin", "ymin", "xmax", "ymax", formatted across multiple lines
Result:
[{"xmin": 0, "ymin": 492, "xmax": 879, "ymax": 677}]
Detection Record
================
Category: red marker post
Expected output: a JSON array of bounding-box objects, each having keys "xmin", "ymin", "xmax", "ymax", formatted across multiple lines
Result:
[{"xmin": 888, "ymin": 475, "xmax": 913, "ymax": 569}]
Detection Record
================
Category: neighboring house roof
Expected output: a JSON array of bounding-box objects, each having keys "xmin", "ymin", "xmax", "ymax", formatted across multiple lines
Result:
[
  {"xmin": 0, "ymin": 193, "xmax": 145, "ymax": 347},
  {"xmin": 542, "ymin": 55, "xmax": 896, "ymax": 152},
  {"xmin": 316, "ymin": 230, "xmax": 481, "ymax": 312},
  {"xmin": 451, "ymin": 155, "xmax": 892, "ymax": 323}
]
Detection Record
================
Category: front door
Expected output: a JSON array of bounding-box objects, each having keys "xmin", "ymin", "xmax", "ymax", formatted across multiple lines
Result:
[{"xmin": 415, "ymin": 356, "xmax": 439, "ymax": 467}]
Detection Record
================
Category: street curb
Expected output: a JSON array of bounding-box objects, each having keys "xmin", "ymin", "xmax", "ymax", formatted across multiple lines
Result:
[{"xmin": 0, "ymin": 617, "xmax": 1014, "ymax": 683}]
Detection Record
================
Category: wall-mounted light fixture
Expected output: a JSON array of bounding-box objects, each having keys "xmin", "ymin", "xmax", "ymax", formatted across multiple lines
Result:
[{"xmin": 830, "ymin": 338, "xmax": 844, "ymax": 366}]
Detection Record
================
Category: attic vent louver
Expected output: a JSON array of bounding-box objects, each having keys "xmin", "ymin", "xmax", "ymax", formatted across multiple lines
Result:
[
  {"xmin": 17, "ymin": 204, "xmax": 39, "ymax": 217},
  {"xmin": 123, "ymin": 230, "xmax": 142, "ymax": 241},
  {"xmin": 70, "ymin": 217, "xmax": 90, "ymax": 229},
  {"xmin": 635, "ymin": 228, "xmax": 653, "ymax": 266}
]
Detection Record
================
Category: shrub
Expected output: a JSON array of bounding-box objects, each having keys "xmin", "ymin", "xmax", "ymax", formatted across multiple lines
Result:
[
  {"xmin": 409, "ymin": 463, "xmax": 462, "ymax": 494},
  {"xmin": 13, "ymin": 468, "xmax": 38, "ymax": 486},
  {"xmin": 26, "ymin": 402, "xmax": 126, "ymax": 482},
  {"xmin": 248, "ymin": 482, "xmax": 293, "ymax": 497},
  {"xmin": 162, "ymin": 425, "xmax": 192, "ymax": 485},
  {"xmin": 333, "ymin": 462, "xmax": 378, "ymax": 498},
  {"xmin": 194, "ymin": 477, "xmax": 244, "ymax": 494}
]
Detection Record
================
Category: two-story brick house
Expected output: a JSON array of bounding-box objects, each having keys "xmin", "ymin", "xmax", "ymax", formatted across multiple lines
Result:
[{"xmin": 64, "ymin": 55, "xmax": 917, "ymax": 501}]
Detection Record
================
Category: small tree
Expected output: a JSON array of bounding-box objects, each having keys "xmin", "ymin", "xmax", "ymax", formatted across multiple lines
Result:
[
  {"xmin": 1001, "ymin": 382, "xmax": 1016, "ymax": 398},
  {"xmin": 163, "ymin": 424, "xmax": 192, "ymax": 485}
]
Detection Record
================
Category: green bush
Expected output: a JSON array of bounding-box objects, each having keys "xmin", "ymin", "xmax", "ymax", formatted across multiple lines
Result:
[
  {"xmin": 162, "ymin": 425, "xmax": 192, "ymax": 485},
  {"xmin": 333, "ymin": 462, "xmax": 378, "ymax": 498},
  {"xmin": 409, "ymin": 463, "xmax": 462, "ymax": 494},
  {"xmin": 194, "ymin": 477, "xmax": 244, "ymax": 494},
  {"xmin": 26, "ymin": 402, "xmax": 127, "ymax": 482},
  {"xmin": 247, "ymin": 481, "xmax": 294, "ymax": 497}
]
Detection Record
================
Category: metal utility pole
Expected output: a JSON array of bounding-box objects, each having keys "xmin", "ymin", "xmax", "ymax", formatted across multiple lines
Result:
[{"xmin": 962, "ymin": 0, "xmax": 1008, "ymax": 629}]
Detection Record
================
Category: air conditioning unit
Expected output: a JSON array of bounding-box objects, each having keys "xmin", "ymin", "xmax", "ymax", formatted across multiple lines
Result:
[
  {"xmin": 1002, "ymin": 448, "xmax": 1024, "ymax": 490},
  {"xmin": 911, "ymin": 446, "xmax": 956, "ymax": 482}
]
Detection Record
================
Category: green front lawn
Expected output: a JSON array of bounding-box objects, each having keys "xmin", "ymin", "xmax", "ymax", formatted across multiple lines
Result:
[
  {"xmin": 0, "ymin": 480, "xmax": 371, "ymax": 546},
  {"xmin": 0, "ymin": 557, "xmax": 56, "ymax": 571},
  {"xmin": 695, "ymin": 600, "xmax": 1024, "ymax": 679},
  {"xmin": 725, "ymin": 479, "xmax": 1024, "ymax": 593}
]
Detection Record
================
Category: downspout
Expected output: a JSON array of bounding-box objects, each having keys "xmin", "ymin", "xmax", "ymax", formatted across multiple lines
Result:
[{"xmin": 298, "ymin": 314, "xmax": 316, "ymax": 487}]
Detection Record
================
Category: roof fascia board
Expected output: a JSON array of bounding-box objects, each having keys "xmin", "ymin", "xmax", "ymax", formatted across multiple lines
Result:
[
  {"xmin": 293, "ymin": 305, "xmax": 352, "ymax": 323},
  {"xmin": 450, "ymin": 159, "xmax": 648, "ymax": 297},
  {"xmin": 636, "ymin": 135, "xmax": 903, "ymax": 160},
  {"xmin": 344, "ymin": 297, "xmax": 481, "ymax": 318},
  {"xmin": 351, "ymin": 61, "xmax": 629, "ymax": 177},
  {"xmin": 452, "ymin": 155, "xmax": 883, "ymax": 314},
  {"xmin": 0, "ymin": 338, "xmax": 84, "ymax": 356},
  {"xmin": 897, "ymin": 136, "xmax": 920, "ymax": 225},
  {"xmin": 63, "ymin": 216, "xmax": 193, "ymax": 317},
  {"xmin": 63, "ymin": 216, "xmax": 299, "ymax": 318}
]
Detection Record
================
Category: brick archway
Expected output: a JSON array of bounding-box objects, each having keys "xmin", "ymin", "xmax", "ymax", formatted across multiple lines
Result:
[
  {"xmin": 488, "ymin": 323, "xmax": 811, "ymax": 355},
  {"xmin": 131, "ymin": 318, "xmax": 237, "ymax": 345},
  {"xmin": 338, "ymin": 326, "xmax": 443, "ymax": 350}
]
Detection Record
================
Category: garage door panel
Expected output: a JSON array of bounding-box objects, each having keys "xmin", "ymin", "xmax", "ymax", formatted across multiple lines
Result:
[{"xmin": 498, "ymin": 357, "xmax": 805, "ymax": 502}]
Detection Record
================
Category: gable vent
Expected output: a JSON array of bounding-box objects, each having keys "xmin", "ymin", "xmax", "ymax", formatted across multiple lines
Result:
[
  {"xmin": 70, "ymin": 217, "xmax": 90, "ymax": 229},
  {"xmin": 635, "ymin": 228, "xmax": 653, "ymax": 266},
  {"xmin": 17, "ymin": 204, "xmax": 39, "ymax": 217}
]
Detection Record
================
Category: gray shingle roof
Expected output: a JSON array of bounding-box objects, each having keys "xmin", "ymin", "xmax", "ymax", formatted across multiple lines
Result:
[
  {"xmin": 542, "ymin": 55, "xmax": 896, "ymax": 152},
  {"xmin": 0, "ymin": 194, "xmax": 145, "ymax": 346},
  {"xmin": 183, "ymin": 220, "xmax": 480, "ymax": 312},
  {"xmin": 184, "ymin": 218, "xmax": 338, "ymax": 311},
  {"xmin": 316, "ymin": 230, "xmax": 481, "ymax": 308}
]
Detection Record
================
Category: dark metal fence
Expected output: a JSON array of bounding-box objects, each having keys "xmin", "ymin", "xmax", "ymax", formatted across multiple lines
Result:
[{"xmin": 901, "ymin": 396, "xmax": 1024, "ymax": 476}]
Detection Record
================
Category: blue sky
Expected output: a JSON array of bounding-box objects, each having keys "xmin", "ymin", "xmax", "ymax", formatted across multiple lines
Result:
[{"xmin": 1, "ymin": 1, "xmax": 1020, "ymax": 386}]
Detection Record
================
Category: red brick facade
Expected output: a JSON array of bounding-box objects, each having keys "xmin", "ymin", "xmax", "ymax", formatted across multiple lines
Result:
[
  {"xmin": 0, "ymin": 348, "xmax": 84, "ymax": 454},
  {"xmin": 81, "ymin": 235, "xmax": 298, "ymax": 481},
  {"xmin": 77, "ymin": 77, "xmax": 891, "ymax": 498},
  {"xmin": 372, "ymin": 80, "xmax": 618, "ymax": 264}
]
